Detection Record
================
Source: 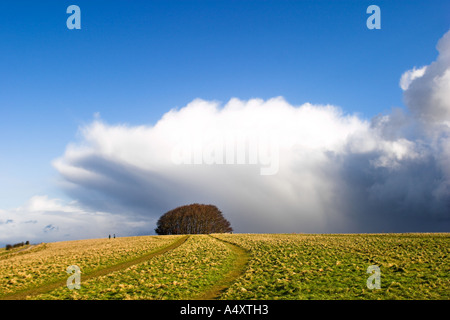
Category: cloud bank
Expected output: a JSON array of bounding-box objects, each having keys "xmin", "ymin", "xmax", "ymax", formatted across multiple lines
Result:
[
  {"xmin": 0, "ymin": 196, "xmax": 151, "ymax": 245},
  {"xmin": 403, "ymin": 30, "xmax": 450, "ymax": 125},
  {"xmin": 2, "ymin": 30, "xmax": 449, "ymax": 244}
]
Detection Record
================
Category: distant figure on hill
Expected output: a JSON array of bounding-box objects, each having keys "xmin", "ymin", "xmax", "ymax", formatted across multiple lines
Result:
[
  {"xmin": 113, "ymin": 234, "xmax": 115, "ymax": 239},
  {"xmin": 109, "ymin": 234, "xmax": 111, "ymax": 239}
]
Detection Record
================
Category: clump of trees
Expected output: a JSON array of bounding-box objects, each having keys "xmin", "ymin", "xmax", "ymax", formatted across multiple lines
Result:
[
  {"xmin": 155, "ymin": 204, "xmax": 233, "ymax": 235},
  {"xmin": 5, "ymin": 241, "xmax": 29, "ymax": 250}
]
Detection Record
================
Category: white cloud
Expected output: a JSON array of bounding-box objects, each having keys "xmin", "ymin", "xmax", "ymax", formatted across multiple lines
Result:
[
  {"xmin": 0, "ymin": 195, "xmax": 151, "ymax": 246},
  {"xmin": 4, "ymin": 30, "xmax": 450, "ymax": 242},
  {"xmin": 400, "ymin": 66, "xmax": 427, "ymax": 91},
  {"xmin": 52, "ymin": 89, "xmax": 449, "ymax": 234},
  {"xmin": 17, "ymin": 195, "xmax": 83, "ymax": 213},
  {"xmin": 403, "ymin": 30, "xmax": 450, "ymax": 125}
]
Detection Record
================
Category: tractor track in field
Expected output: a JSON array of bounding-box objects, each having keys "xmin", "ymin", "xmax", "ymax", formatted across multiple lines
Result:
[
  {"xmin": 193, "ymin": 235, "xmax": 250, "ymax": 300},
  {"xmin": 0, "ymin": 235, "xmax": 189, "ymax": 300}
]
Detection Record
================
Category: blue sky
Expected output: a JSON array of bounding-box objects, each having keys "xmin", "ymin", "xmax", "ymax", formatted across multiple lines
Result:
[{"xmin": 1, "ymin": 1, "xmax": 449, "ymax": 242}]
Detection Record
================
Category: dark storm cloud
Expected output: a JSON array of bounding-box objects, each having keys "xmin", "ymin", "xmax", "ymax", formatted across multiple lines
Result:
[
  {"xmin": 9, "ymin": 29, "xmax": 447, "ymax": 237},
  {"xmin": 0, "ymin": 32, "xmax": 450, "ymax": 240}
]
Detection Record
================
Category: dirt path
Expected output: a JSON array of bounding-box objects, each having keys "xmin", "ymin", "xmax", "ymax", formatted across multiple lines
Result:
[
  {"xmin": 15, "ymin": 243, "xmax": 40, "ymax": 253},
  {"xmin": 0, "ymin": 235, "xmax": 189, "ymax": 300},
  {"xmin": 0, "ymin": 243, "xmax": 43, "ymax": 258},
  {"xmin": 193, "ymin": 235, "xmax": 249, "ymax": 300}
]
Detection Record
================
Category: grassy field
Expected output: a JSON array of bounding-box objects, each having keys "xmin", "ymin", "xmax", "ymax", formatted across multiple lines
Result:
[
  {"xmin": 0, "ymin": 235, "xmax": 181, "ymax": 297},
  {"xmin": 0, "ymin": 233, "xmax": 448, "ymax": 300},
  {"xmin": 214, "ymin": 233, "xmax": 450, "ymax": 299}
]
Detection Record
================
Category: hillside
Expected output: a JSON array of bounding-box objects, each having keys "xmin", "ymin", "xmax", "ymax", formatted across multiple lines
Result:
[{"xmin": 0, "ymin": 233, "xmax": 448, "ymax": 300}]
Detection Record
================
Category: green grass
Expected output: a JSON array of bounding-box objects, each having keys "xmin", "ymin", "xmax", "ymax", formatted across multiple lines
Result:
[
  {"xmin": 0, "ymin": 235, "xmax": 181, "ymax": 297},
  {"xmin": 1, "ymin": 233, "xmax": 448, "ymax": 300},
  {"xmin": 214, "ymin": 233, "xmax": 450, "ymax": 300},
  {"xmin": 34, "ymin": 235, "xmax": 237, "ymax": 300},
  {"xmin": 0, "ymin": 244, "xmax": 31, "ymax": 256}
]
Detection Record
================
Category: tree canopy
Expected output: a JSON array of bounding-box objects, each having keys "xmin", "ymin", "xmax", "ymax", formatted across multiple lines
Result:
[{"xmin": 155, "ymin": 204, "xmax": 233, "ymax": 235}]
